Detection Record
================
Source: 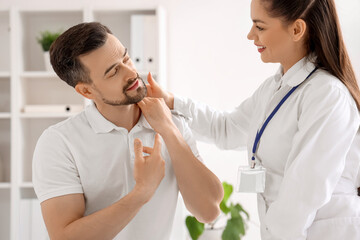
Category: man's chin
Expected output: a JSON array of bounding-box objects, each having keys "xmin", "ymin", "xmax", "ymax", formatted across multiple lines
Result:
[
  {"xmin": 124, "ymin": 91, "xmax": 146, "ymax": 105},
  {"xmin": 134, "ymin": 96, "xmax": 145, "ymax": 104},
  {"xmin": 132, "ymin": 85, "xmax": 147, "ymax": 103}
]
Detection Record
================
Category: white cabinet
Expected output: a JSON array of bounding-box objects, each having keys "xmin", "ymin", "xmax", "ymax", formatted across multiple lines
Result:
[
  {"xmin": 131, "ymin": 15, "xmax": 158, "ymax": 73},
  {"xmin": 0, "ymin": 6, "xmax": 166, "ymax": 240}
]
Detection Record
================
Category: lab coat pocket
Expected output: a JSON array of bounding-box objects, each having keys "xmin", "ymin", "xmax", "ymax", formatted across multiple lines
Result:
[{"xmin": 307, "ymin": 217, "xmax": 360, "ymax": 240}]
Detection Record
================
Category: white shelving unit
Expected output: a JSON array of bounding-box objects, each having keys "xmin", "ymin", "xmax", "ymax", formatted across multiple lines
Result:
[
  {"xmin": 0, "ymin": 6, "xmax": 166, "ymax": 240},
  {"xmin": 0, "ymin": 9, "xmax": 12, "ymax": 240}
]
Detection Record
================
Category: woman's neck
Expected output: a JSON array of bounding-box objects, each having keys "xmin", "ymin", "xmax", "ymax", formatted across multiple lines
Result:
[{"xmin": 281, "ymin": 46, "xmax": 308, "ymax": 74}]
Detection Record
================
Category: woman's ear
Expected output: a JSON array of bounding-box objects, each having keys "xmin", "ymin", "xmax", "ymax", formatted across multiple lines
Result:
[
  {"xmin": 75, "ymin": 83, "xmax": 95, "ymax": 100},
  {"xmin": 291, "ymin": 19, "xmax": 307, "ymax": 42}
]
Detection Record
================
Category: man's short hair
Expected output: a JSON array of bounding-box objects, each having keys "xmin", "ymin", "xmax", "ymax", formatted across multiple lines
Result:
[{"xmin": 50, "ymin": 22, "xmax": 112, "ymax": 88}]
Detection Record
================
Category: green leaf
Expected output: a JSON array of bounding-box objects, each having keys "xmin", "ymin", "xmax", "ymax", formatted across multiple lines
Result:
[
  {"xmin": 234, "ymin": 203, "xmax": 250, "ymax": 219},
  {"xmin": 222, "ymin": 216, "xmax": 245, "ymax": 240},
  {"xmin": 185, "ymin": 216, "xmax": 204, "ymax": 240},
  {"xmin": 220, "ymin": 182, "xmax": 233, "ymax": 214},
  {"xmin": 222, "ymin": 218, "xmax": 241, "ymax": 240},
  {"xmin": 230, "ymin": 204, "xmax": 241, "ymax": 219},
  {"xmin": 222, "ymin": 182, "xmax": 233, "ymax": 203},
  {"xmin": 234, "ymin": 215, "xmax": 245, "ymax": 235},
  {"xmin": 220, "ymin": 201, "xmax": 231, "ymax": 214},
  {"xmin": 37, "ymin": 30, "xmax": 62, "ymax": 51}
]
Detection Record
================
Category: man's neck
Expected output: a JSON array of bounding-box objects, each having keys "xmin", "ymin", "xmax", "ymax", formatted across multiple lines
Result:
[{"xmin": 94, "ymin": 101, "xmax": 141, "ymax": 132}]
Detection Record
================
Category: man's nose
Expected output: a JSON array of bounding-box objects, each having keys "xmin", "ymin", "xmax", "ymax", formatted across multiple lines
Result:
[{"xmin": 122, "ymin": 63, "xmax": 137, "ymax": 79}]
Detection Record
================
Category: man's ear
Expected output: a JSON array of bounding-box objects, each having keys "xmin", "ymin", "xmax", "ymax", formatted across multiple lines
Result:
[
  {"xmin": 75, "ymin": 83, "xmax": 95, "ymax": 100},
  {"xmin": 291, "ymin": 19, "xmax": 307, "ymax": 42}
]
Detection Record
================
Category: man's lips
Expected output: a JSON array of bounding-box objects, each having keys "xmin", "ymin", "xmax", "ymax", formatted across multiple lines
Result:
[{"xmin": 126, "ymin": 79, "xmax": 139, "ymax": 91}]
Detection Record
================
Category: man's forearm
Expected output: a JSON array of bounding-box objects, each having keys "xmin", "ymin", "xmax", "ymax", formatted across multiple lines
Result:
[
  {"xmin": 161, "ymin": 125, "xmax": 224, "ymax": 223},
  {"xmin": 60, "ymin": 187, "xmax": 148, "ymax": 240}
]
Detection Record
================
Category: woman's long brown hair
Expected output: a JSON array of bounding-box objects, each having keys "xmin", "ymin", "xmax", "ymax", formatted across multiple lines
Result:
[
  {"xmin": 262, "ymin": 0, "xmax": 360, "ymax": 111},
  {"xmin": 261, "ymin": 0, "xmax": 360, "ymax": 195}
]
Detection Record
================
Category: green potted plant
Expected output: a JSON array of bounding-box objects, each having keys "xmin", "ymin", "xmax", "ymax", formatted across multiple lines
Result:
[
  {"xmin": 186, "ymin": 182, "xmax": 250, "ymax": 240},
  {"xmin": 37, "ymin": 30, "xmax": 62, "ymax": 71}
]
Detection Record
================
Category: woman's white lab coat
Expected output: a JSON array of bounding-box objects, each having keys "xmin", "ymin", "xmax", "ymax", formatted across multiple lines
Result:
[{"xmin": 173, "ymin": 58, "xmax": 360, "ymax": 240}]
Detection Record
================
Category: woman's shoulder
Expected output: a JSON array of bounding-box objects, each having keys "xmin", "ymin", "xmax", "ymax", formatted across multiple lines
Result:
[
  {"xmin": 309, "ymin": 69, "xmax": 346, "ymax": 89},
  {"xmin": 302, "ymin": 68, "xmax": 358, "ymax": 111}
]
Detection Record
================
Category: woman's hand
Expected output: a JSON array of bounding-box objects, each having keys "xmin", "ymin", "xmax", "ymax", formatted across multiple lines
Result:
[{"xmin": 146, "ymin": 72, "xmax": 174, "ymax": 110}]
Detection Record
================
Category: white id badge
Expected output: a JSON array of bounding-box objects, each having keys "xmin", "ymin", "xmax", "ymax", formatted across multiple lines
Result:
[{"xmin": 236, "ymin": 165, "xmax": 266, "ymax": 193}]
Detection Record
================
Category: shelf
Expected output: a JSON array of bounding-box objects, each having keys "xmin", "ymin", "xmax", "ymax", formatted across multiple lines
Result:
[
  {"xmin": 20, "ymin": 182, "xmax": 33, "ymax": 188},
  {"xmin": 0, "ymin": 182, "xmax": 11, "ymax": 189},
  {"xmin": 20, "ymin": 10, "xmax": 83, "ymax": 72},
  {"xmin": 0, "ymin": 71, "xmax": 10, "ymax": 78},
  {"xmin": 19, "ymin": 77, "xmax": 84, "ymax": 107},
  {"xmin": 20, "ymin": 71, "xmax": 57, "ymax": 78},
  {"xmin": 0, "ymin": 113, "xmax": 11, "ymax": 118},
  {"xmin": 18, "ymin": 8, "xmax": 83, "ymax": 13},
  {"xmin": 20, "ymin": 112, "xmax": 80, "ymax": 118}
]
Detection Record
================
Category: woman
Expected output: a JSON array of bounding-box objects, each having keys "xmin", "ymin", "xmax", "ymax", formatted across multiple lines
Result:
[{"xmin": 141, "ymin": 0, "xmax": 360, "ymax": 239}]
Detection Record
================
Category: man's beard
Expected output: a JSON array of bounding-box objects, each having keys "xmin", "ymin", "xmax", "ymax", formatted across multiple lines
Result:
[{"xmin": 98, "ymin": 74, "xmax": 147, "ymax": 106}]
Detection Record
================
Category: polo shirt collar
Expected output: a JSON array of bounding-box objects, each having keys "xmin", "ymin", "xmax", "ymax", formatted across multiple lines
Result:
[
  {"xmin": 85, "ymin": 101, "xmax": 153, "ymax": 134},
  {"xmin": 275, "ymin": 55, "xmax": 317, "ymax": 87},
  {"xmin": 137, "ymin": 113, "xmax": 154, "ymax": 130}
]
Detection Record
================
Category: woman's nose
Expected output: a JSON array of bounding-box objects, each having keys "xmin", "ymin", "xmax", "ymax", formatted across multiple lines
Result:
[{"xmin": 247, "ymin": 26, "xmax": 255, "ymax": 40}]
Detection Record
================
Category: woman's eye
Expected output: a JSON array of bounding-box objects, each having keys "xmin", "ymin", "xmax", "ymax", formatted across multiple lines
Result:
[{"xmin": 256, "ymin": 26, "xmax": 264, "ymax": 31}]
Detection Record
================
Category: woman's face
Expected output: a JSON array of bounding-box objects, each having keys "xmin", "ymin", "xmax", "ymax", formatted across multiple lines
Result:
[{"xmin": 247, "ymin": 0, "xmax": 298, "ymax": 67}]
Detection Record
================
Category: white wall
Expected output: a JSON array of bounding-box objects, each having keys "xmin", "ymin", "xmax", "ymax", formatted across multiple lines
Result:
[{"xmin": 1, "ymin": 0, "xmax": 359, "ymax": 239}]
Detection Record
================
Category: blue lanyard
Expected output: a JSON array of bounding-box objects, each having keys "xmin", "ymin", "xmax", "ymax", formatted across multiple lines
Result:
[{"xmin": 251, "ymin": 67, "xmax": 318, "ymax": 168}]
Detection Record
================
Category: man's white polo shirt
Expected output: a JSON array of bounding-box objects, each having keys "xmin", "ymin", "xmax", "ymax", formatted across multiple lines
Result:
[{"xmin": 32, "ymin": 101, "xmax": 201, "ymax": 240}]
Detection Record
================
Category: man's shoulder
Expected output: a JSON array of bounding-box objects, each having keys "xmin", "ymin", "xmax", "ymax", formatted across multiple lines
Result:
[
  {"xmin": 170, "ymin": 111, "xmax": 189, "ymax": 131},
  {"xmin": 170, "ymin": 111, "xmax": 197, "ymax": 144},
  {"xmin": 48, "ymin": 111, "xmax": 88, "ymax": 132},
  {"xmin": 40, "ymin": 111, "xmax": 88, "ymax": 141}
]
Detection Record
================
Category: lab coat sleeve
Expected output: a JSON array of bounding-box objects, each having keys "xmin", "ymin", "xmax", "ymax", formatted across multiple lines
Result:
[
  {"xmin": 173, "ymin": 82, "xmax": 266, "ymax": 150},
  {"xmin": 265, "ymin": 81, "xmax": 360, "ymax": 239}
]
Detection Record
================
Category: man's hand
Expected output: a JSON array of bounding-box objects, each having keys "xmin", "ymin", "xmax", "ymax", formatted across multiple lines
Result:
[
  {"xmin": 137, "ymin": 97, "xmax": 177, "ymax": 135},
  {"xmin": 146, "ymin": 72, "xmax": 174, "ymax": 110},
  {"xmin": 133, "ymin": 134, "xmax": 165, "ymax": 203},
  {"xmin": 40, "ymin": 135, "xmax": 165, "ymax": 240}
]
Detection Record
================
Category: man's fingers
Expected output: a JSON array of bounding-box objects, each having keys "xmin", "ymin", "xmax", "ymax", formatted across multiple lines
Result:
[
  {"xmin": 137, "ymin": 99, "xmax": 145, "ymax": 109},
  {"xmin": 153, "ymin": 133, "xmax": 162, "ymax": 153},
  {"xmin": 147, "ymin": 72, "xmax": 157, "ymax": 87},
  {"xmin": 143, "ymin": 146, "xmax": 153, "ymax": 155},
  {"xmin": 134, "ymin": 138, "xmax": 144, "ymax": 161}
]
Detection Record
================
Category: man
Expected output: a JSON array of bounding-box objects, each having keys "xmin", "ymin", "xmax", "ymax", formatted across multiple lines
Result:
[{"xmin": 32, "ymin": 22, "xmax": 223, "ymax": 240}]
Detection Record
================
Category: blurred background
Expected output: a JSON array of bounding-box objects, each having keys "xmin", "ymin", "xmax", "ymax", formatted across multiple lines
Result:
[{"xmin": 0, "ymin": 0, "xmax": 359, "ymax": 239}]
